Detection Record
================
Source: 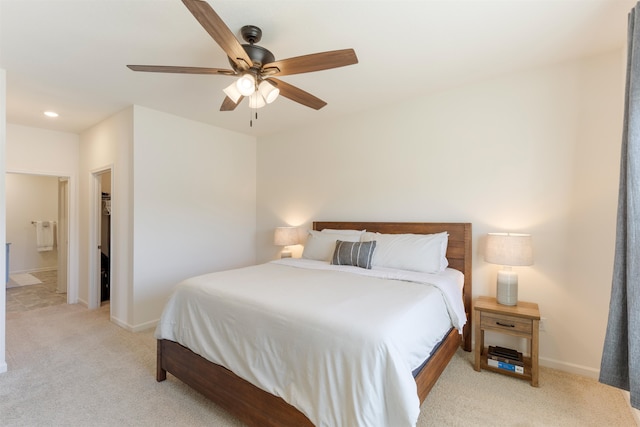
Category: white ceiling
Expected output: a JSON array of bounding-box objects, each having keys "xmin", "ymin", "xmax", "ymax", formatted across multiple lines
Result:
[{"xmin": 0, "ymin": 0, "xmax": 635, "ymax": 137}]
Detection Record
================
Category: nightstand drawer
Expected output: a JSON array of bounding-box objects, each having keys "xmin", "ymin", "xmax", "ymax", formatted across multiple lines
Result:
[{"xmin": 481, "ymin": 312, "xmax": 532, "ymax": 334}]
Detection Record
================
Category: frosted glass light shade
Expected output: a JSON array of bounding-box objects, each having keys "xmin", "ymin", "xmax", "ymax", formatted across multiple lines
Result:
[
  {"xmin": 223, "ymin": 82, "xmax": 242, "ymax": 103},
  {"xmin": 258, "ymin": 80, "xmax": 279, "ymax": 104},
  {"xmin": 249, "ymin": 92, "xmax": 266, "ymax": 109},
  {"xmin": 236, "ymin": 74, "xmax": 256, "ymax": 96}
]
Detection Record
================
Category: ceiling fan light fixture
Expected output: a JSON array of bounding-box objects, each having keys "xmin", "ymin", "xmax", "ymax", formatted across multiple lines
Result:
[
  {"xmin": 248, "ymin": 92, "xmax": 266, "ymax": 109},
  {"xmin": 223, "ymin": 82, "xmax": 242, "ymax": 103},
  {"xmin": 258, "ymin": 80, "xmax": 279, "ymax": 104},
  {"xmin": 236, "ymin": 73, "xmax": 256, "ymax": 96}
]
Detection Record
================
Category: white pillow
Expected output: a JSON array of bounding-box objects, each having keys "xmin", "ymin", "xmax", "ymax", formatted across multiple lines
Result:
[
  {"xmin": 302, "ymin": 230, "xmax": 360, "ymax": 261},
  {"xmin": 371, "ymin": 232, "xmax": 449, "ymax": 273},
  {"xmin": 321, "ymin": 228, "xmax": 365, "ymax": 236},
  {"xmin": 361, "ymin": 232, "xmax": 376, "ymax": 242}
]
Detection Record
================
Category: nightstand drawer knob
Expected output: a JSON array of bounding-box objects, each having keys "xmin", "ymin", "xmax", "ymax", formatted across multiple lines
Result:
[{"xmin": 496, "ymin": 321, "xmax": 515, "ymax": 328}]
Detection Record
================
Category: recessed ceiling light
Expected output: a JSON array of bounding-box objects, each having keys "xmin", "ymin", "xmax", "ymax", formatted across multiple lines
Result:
[{"xmin": 44, "ymin": 111, "xmax": 59, "ymax": 118}]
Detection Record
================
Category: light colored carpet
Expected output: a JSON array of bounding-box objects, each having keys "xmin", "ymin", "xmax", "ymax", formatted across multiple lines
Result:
[
  {"xmin": 7, "ymin": 273, "xmax": 42, "ymax": 288},
  {"xmin": 1, "ymin": 303, "xmax": 637, "ymax": 426}
]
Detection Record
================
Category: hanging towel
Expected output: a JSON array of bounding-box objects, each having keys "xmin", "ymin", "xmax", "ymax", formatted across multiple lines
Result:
[{"xmin": 36, "ymin": 221, "xmax": 54, "ymax": 252}]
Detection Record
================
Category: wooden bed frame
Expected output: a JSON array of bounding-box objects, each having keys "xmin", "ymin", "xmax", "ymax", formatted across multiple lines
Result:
[{"xmin": 157, "ymin": 221, "xmax": 472, "ymax": 427}]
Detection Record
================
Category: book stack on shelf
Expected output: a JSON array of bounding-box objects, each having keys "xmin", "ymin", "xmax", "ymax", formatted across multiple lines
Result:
[{"xmin": 487, "ymin": 346, "xmax": 524, "ymax": 374}]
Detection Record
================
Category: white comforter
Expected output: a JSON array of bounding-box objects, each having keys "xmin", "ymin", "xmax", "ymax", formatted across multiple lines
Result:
[{"xmin": 155, "ymin": 259, "xmax": 466, "ymax": 427}]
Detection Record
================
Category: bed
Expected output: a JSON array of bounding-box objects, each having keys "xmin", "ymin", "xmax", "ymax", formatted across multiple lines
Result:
[{"xmin": 155, "ymin": 221, "xmax": 472, "ymax": 426}]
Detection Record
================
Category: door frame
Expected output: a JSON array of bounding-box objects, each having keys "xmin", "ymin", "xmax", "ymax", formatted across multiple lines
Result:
[
  {"xmin": 4, "ymin": 170, "xmax": 76, "ymax": 302},
  {"xmin": 57, "ymin": 178, "xmax": 69, "ymax": 294}
]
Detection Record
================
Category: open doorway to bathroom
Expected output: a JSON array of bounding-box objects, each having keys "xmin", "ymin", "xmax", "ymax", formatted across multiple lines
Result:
[{"xmin": 5, "ymin": 173, "xmax": 69, "ymax": 313}]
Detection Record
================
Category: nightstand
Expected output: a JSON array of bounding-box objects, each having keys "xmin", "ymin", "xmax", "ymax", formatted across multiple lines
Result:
[{"xmin": 473, "ymin": 296, "xmax": 540, "ymax": 387}]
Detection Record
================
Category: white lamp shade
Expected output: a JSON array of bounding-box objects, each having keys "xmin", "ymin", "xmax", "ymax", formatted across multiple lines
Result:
[
  {"xmin": 258, "ymin": 80, "xmax": 279, "ymax": 104},
  {"xmin": 236, "ymin": 74, "xmax": 256, "ymax": 96},
  {"xmin": 274, "ymin": 227, "xmax": 300, "ymax": 246},
  {"xmin": 249, "ymin": 92, "xmax": 266, "ymax": 109},
  {"xmin": 484, "ymin": 233, "xmax": 533, "ymax": 266},
  {"xmin": 223, "ymin": 82, "xmax": 242, "ymax": 103}
]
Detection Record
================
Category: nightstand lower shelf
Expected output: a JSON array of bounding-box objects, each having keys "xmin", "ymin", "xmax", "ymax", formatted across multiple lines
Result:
[{"xmin": 479, "ymin": 347, "xmax": 533, "ymax": 381}]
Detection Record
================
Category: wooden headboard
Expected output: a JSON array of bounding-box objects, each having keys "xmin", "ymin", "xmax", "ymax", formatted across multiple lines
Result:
[{"xmin": 313, "ymin": 221, "xmax": 472, "ymax": 352}]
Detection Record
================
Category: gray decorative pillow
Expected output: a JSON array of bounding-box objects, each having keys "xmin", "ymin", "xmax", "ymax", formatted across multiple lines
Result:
[{"xmin": 331, "ymin": 240, "xmax": 377, "ymax": 269}]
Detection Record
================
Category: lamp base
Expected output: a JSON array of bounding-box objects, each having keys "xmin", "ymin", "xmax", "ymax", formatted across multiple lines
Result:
[
  {"xmin": 280, "ymin": 250, "xmax": 292, "ymax": 259},
  {"xmin": 496, "ymin": 269, "xmax": 518, "ymax": 306}
]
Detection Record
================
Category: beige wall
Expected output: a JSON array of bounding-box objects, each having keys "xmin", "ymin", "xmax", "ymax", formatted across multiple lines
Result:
[
  {"xmin": 5, "ymin": 123, "xmax": 80, "ymax": 302},
  {"xmin": 256, "ymin": 50, "xmax": 624, "ymax": 377},
  {"xmin": 79, "ymin": 106, "xmax": 134, "ymax": 326},
  {"xmin": 131, "ymin": 106, "xmax": 257, "ymax": 329},
  {"xmin": 5, "ymin": 174, "xmax": 58, "ymax": 273},
  {"xmin": 4, "ymin": 105, "xmax": 257, "ymax": 334}
]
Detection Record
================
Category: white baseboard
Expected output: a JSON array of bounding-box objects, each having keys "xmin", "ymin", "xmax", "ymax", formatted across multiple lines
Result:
[
  {"xmin": 109, "ymin": 315, "xmax": 157, "ymax": 333},
  {"xmin": 109, "ymin": 315, "xmax": 130, "ymax": 331},
  {"xmin": 0, "ymin": 361, "xmax": 7, "ymax": 374},
  {"xmin": 539, "ymin": 356, "xmax": 600, "ymax": 379},
  {"xmin": 130, "ymin": 318, "xmax": 158, "ymax": 333}
]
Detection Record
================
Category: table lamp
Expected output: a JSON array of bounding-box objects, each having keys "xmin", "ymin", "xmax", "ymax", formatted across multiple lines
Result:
[
  {"xmin": 484, "ymin": 233, "xmax": 534, "ymax": 306},
  {"xmin": 274, "ymin": 227, "xmax": 300, "ymax": 258}
]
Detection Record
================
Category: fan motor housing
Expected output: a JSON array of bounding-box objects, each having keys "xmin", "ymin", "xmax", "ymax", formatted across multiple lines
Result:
[
  {"xmin": 227, "ymin": 25, "xmax": 275, "ymax": 71},
  {"xmin": 237, "ymin": 44, "xmax": 275, "ymax": 69}
]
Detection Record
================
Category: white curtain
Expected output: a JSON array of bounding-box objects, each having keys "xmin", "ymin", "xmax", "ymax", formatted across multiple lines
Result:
[{"xmin": 599, "ymin": 2, "xmax": 640, "ymax": 410}]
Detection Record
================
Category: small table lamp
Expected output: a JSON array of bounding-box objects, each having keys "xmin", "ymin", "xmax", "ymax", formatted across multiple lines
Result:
[
  {"xmin": 484, "ymin": 233, "xmax": 534, "ymax": 306},
  {"xmin": 274, "ymin": 226, "xmax": 300, "ymax": 258}
]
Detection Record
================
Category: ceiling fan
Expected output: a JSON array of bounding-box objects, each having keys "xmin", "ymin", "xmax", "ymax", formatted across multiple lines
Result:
[{"xmin": 127, "ymin": 0, "xmax": 358, "ymax": 113}]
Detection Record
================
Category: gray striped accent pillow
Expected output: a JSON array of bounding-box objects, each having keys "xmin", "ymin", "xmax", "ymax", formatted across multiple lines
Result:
[{"xmin": 331, "ymin": 240, "xmax": 377, "ymax": 269}]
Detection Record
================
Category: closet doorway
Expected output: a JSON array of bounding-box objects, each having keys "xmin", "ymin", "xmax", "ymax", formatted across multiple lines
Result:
[{"xmin": 91, "ymin": 168, "xmax": 112, "ymax": 310}]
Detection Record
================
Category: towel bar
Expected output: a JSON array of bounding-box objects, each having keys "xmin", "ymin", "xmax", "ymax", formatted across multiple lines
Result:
[{"xmin": 31, "ymin": 221, "xmax": 57, "ymax": 227}]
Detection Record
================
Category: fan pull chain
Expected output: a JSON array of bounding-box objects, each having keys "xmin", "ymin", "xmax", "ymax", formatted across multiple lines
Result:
[{"xmin": 250, "ymin": 106, "xmax": 258, "ymax": 128}]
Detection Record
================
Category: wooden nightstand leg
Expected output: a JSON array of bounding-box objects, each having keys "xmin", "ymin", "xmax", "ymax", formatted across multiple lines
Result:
[
  {"xmin": 474, "ymin": 308, "xmax": 481, "ymax": 371},
  {"xmin": 531, "ymin": 319, "xmax": 539, "ymax": 387}
]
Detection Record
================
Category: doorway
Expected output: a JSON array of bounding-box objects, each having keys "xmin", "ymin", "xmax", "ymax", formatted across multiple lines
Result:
[
  {"xmin": 5, "ymin": 173, "xmax": 70, "ymax": 310},
  {"xmin": 91, "ymin": 168, "xmax": 112, "ymax": 310}
]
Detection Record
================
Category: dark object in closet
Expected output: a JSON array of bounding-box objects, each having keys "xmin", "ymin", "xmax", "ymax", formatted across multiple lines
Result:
[{"xmin": 101, "ymin": 252, "xmax": 110, "ymax": 302}]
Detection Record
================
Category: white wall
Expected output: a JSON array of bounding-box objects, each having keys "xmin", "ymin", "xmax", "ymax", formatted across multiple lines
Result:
[
  {"xmin": 1, "ymin": 69, "xmax": 8, "ymax": 374},
  {"xmin": 131, "ymin": 106, "xmax": 256, "ymax": 329},
  {"xmin": 256, "ymin": 50, "xmax": 624, "ymax": 378},
  {"xmin": 5, "ymin": 174, "xmax": 58, "ymax": 273},
  {"xmin": 5, "ymin": 123, "xmax": 80, "ymax": 302},
  {"xmin": 79, "ymin": 107, "xmax": 133, "ymax": 328},
  {"xmin": 79, "ymin": 105, "xmax": 257, "ymax": 331}
]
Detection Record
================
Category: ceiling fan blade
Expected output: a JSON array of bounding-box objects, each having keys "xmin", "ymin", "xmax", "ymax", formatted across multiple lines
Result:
[
  {"xmin": 182, "ymin": 0, "xmax": 253, "ymax": 70},
  {"xmin": 263, "ymin": 49, "xmax": 358, "ymax": 77},
  {"xmin": 220, "ymin": 95, "xmax": 244, "ymax": 111},
  {"xmin": 127, "ymin": 65, "xmax": 236, "ymax": 75},
  {"xmin": 269, "ymin": 78, "xmax": 327, "ymax": 110}
]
